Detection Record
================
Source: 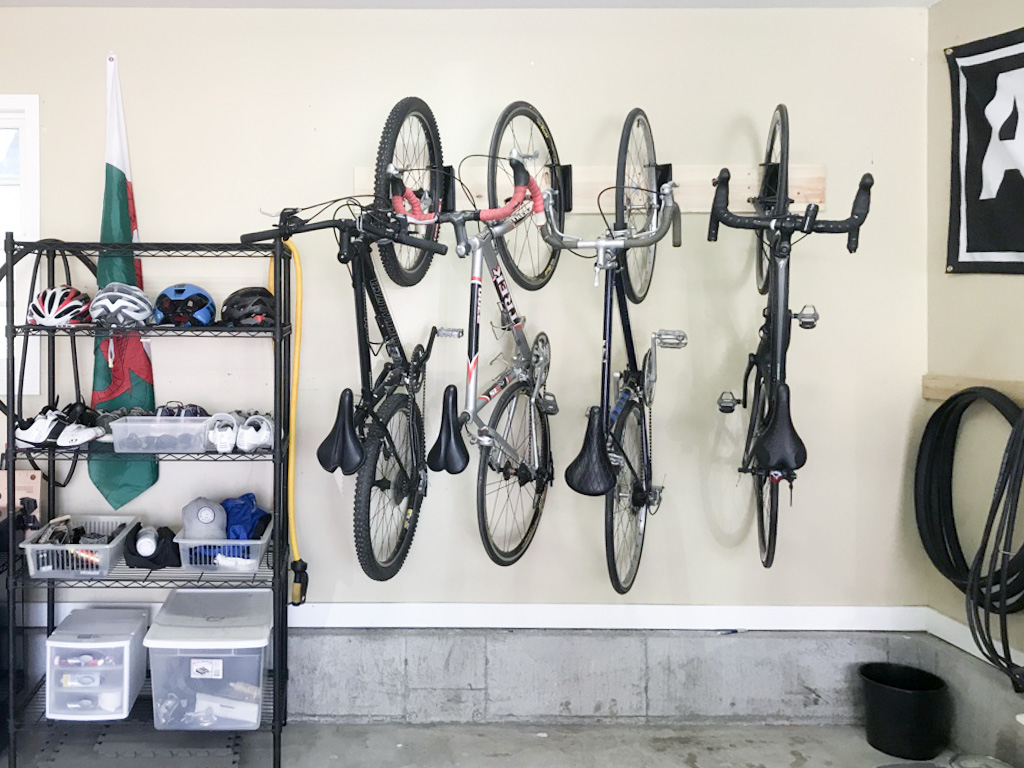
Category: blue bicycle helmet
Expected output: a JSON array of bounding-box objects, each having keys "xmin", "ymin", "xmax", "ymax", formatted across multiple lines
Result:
[{"xmin": 154, "ymin": 284, "xmax": 216, "ymax": 326}]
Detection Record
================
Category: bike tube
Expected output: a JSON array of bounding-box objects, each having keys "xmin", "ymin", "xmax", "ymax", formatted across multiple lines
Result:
[
  {"xmin": 482, "ymin": 240, "xmax": 533, "ymax": 362},
  {"xmin": 769, "ymin": 246, "xmax": 792, "ymax": 387},
  {"xmin": 599, "ymin": 263, "xmax": 617, "ymax": 429},
  {"xmin": 464, "ymin": 243, "xmax": 484, "ymax": 420},
  {"xmin": 614, "ymin": 264, "xmax": 641, "ymax": 375}
]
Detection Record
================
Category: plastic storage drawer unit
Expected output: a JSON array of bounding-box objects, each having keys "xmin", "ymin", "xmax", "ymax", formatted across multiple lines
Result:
[
  {"xmin": 145, "ymin": 589, "xmax": 272, "ymax": 730},
  {"xmin": 46, "ymin": 608, "xmax": 148, "ymax": 721}
]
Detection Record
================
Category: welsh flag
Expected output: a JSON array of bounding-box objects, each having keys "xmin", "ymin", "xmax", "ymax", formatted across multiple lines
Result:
[{"xmin": 88, "ymin": 52, "xmax": 157, "ymax": 509}]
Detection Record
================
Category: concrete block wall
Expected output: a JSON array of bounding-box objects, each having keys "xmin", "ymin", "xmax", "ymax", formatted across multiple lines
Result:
[{"xmin": 289, "ymin": 629, "xmax": 902, "ymax": 725}]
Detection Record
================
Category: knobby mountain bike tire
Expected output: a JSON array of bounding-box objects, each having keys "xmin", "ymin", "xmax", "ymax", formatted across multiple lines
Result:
[
  {"xmin": 353, "ymin": 392, "xmax": 426, "ymax": 580},
  {"xmin": 754, "ymin": 105, "xmax": 790, "ymax": 296},
  {"xmin": 605, "ymin": 398, "xmax": 649, "ymax": 593},
  {"xmin": 487, "ymin": 101, "xmax": 564, "ymax": 291},
  {"xmin": 615, "ymin": 108, "xmax": 658, "ymax": 304},
  {"xmin": 476, "ymin": 380, "xmax": 551, "ymax": 566},
  {"xmin": 374, "ymin": 97, "xmax": 444, "ymax": 287}
]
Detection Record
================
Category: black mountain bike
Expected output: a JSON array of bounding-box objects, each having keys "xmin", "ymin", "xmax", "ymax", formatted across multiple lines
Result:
[
  {"xmin": 540, "ymin": 108, "xmax": 686, "ymax": 594},
  {"xmin": 241, "ymin": 205, "xmax": 448, "ymax": 581},
  {"xmin": 710, "ymin": 104, "xmax": 874, "ymax": 568}
]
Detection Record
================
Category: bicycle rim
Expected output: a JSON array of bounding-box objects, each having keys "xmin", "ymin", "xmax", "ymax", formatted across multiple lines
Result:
[
  {"xmin": 755, "ymin": 105, "xmax": 789, "ymax": 296},
  {"xmin": 605, "ymin": 399, "xmax": 648, "ymax": 593},
  {"xmin": 615, "ymin": 108, "xmax": 658, "ymax": 304},
  {"xmin": 477, "ymin": 380, "xmax": 550, "ymax": 565},
  {"xmin": 374, "ymin": 97, "xmax": 443, "ymax": 287},
  {"xmin": 488, "ymin": 101, "xmax": 563, "ymax": 291},
  {"xmin": 353, "ymin": 393, "xmax": 425, "ymax": 580}
]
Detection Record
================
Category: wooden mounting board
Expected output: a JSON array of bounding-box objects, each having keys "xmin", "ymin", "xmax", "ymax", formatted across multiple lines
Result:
[
  {"xmin": 922, "ymin": 373, "xmax": 1024, "ymax": 404},
  {"xmin": 354, "ymin": 164, "xmax": 827, "ymax": 215}
]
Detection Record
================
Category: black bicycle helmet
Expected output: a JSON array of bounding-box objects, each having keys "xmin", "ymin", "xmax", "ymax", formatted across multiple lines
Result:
[{"xmin": 221, "ymin": 287, "xmax": 275, "ymax": 327}]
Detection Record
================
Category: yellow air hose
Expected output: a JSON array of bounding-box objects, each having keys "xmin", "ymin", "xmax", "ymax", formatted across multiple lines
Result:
[{"xmin": 270, "ymin": 240, "xmax": 306, "ymax": 605}]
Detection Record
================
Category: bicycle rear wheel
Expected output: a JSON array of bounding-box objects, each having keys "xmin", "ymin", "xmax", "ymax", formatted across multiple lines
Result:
[
  {"xmin": 754, "ymin": 105, "xmax": 789, "ymax": 296},
  {"xmin": 605, "ymin": 398, "xmax": 649, "ymax": 593},
  {"xmin": 477, "ymin": 380, "xmax": 551, "ymax": 565},
  {"xmin": 615, "ymin": 108, "xmax": 658, "ymax": 304},
  {"xmin": 374, "ymin": 97, "xmax": 443, "ymax": 287},
  {"xmin": 744, "ymin": 365, "xmax": 778, "ymax": 568},
  {"xmin": 488, "ymin": 101, "xmax": 564, "ymax": 291},
  {"xmin": 353, "ymin": 392, "xmax": 426, "ymax": 580}
]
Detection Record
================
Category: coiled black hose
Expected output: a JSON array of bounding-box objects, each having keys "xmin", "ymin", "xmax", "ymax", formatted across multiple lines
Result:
[{"xmin": 915, "ymin": 386, "xmax": 1024, "ymax": 691}]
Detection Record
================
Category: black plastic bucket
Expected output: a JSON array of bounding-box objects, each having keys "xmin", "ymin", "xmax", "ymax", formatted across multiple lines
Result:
[{"xmin": 859, "ymin": 662, "xmax": 951, "ymax": 760}]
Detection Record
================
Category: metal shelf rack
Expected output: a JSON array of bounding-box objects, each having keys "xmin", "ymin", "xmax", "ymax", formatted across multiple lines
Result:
[{"xmin": 2, "ymin": 235, "xmax": 292, "ymax": 768}]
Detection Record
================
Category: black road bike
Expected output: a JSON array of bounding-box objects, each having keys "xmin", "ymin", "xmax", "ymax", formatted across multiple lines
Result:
[
  {"xmin": 540, "ymin": 109, "xmax": 686, "ymax": 594},
  {"xmin": 710, "ymin": 104, "xmax": 874, "ymax": 568},
  {"xmin": 241, "ymin": 206, "xmax": 448, "ymax": 581}
]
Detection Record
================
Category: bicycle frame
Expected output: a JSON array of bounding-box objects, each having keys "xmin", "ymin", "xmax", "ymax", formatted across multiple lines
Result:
[{"xmin": 451, "ymin": 216, "xmax": 541, "ymax": 464}]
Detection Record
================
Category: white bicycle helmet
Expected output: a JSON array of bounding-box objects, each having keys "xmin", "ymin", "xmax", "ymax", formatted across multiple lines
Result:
[
  {"xmin": 90, "ymin": 282, "xmax": 154, "ymax": 327},
  {"xmin": 27, "ymin": 285, "xmax": 91, "ymax": 326}
]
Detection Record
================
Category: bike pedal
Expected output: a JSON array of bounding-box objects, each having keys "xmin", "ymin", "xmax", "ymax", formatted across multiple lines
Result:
[
  {"xmin": 536, "ymin": 392, "xmax": 559, "ymax": 416},
  {"xmin": 436, "ymin": 327, "xmax": 464, "ymax": 339},
  {"xmin": 794, "ymin": 304, "xmax": 819, "ymax": 330},
  {"xmin": 717, "ymin": 390, "xmax": 739, "ymax": 414},
  {"xmin": 654, "ymin": 329, "xmax": 687, "ymax": 349}
]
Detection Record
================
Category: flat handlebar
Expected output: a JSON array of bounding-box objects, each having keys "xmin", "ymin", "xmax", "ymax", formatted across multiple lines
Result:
[
  {"xmin": 240, "ymin": 212, "xmax": 448, "ymax": 255},
  {"xmin": 707, "ymin": 168, "xmax": 874, "ymax": 253},
  {"xmin": 539, "ymin": 184, "xmax": 681, "ymax": 252}
]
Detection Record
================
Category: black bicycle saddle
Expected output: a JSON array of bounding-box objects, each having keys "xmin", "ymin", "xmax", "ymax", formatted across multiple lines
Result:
[
  {"xmin": 752, "ymin": 383, "xmax": 807, "ymax": 474},
  {"xmin": 565, "ymin": 406, "xmax": 616, "ymax": 497},
  {"xmin": 428, "ymin": 385, "xmax": 469, "ymax": 474},
  {"xmin": 317, "ymin": 389, "xmax": 365, "ymax": 475}
]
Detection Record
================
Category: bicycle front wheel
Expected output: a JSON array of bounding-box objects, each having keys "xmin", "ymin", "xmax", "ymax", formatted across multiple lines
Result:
[
  {"xmin": 353, "ymin": 392, "xmax": 426, "ymax": 580},
  {"xmin": 605, "ymin": 399, "xmax": 649, "ymax": 593},
  {"xmin": 615, "ymin": 108, "xmax": 658, "ymax": 304},
  {"xmin": 374, "ymin": 97, "xmax": 443, "ymax": 287},
  {"xmin": 754, "ymin": 105, "xmax": 789, "ymax": 296},
  {"xmin": 477, "ymin": 380, "xmax": 551, "ymax": 565},
  {"xmin": 488, "ymin": 101, "xmax": 564, "ymax": 291},
  {"xmin": 744, "ymin": 365, "xmax": 778, "ymax": 568}
]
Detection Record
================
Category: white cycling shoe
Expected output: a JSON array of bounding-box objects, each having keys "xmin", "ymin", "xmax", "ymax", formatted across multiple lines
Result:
[
  {"xmin": 206, "ymin": 413, "xmax": 239, "ymax": 454},
  {"xmin": 15, "ymin": 408, "xmax": 104, "ymax": 449},
  {"xmin": 236, "ymin": 414, "xmax": 274, "ymax": 453}
]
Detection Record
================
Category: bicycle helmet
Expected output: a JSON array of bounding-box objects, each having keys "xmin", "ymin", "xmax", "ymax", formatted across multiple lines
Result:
[
  {"xmin": 27, "ymin": 285, "xmax": 91, "ymax": 326},
  {"xmin": 154, "ymin": 283, "xmax": 216, "ymax": 327},
  {"xmin": 90, "ymin": 282, "xmax": 154, "ymax": 327},
  {"xmin": 221, "ymin": 287, "xmax": 275, "ymax": 327}
]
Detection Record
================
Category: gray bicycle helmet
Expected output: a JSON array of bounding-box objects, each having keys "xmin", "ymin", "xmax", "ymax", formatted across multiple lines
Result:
[{"xmin": 90, "ymin": 282, "xmax": 154, "ymax": 327}]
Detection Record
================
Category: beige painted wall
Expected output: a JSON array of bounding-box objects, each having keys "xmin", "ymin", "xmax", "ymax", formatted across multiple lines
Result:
[
  {"xmin": 0, "ymin": 6, "xmax": 929, "ymax": 608},
  {"xmin": 926, "ymin": 0, "xmax": 1024, "ymax": 633}
]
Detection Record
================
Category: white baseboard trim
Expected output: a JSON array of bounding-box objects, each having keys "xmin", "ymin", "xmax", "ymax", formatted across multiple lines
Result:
[{"xmin": 23, "ymin": 601, "xmax": 1002, "ymax": 665}]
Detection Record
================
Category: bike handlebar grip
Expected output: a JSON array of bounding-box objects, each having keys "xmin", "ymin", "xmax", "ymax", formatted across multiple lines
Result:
[
  {"xmin": 397, "ymin": 233, "xmax": 448, "ymax": 255},
  {"xmin": 672, "ymin": 206, "xmax": 682, "ymax": 248},
  {"xmin": 240, "ymin": 229, "xmax": 280, "ymax": 244},
  {"xmin": 846, "ymin": 173, "xmax": 874, "ymax": 253},
  {"xmin": 510, "ymin": 157, "xmax": 529, "ymax": 188}
]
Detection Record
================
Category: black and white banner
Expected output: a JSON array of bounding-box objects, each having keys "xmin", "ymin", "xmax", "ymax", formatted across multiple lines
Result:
[{"xmin": 947, "ymin": 28, "xmax": 1024, "ymax": 273}]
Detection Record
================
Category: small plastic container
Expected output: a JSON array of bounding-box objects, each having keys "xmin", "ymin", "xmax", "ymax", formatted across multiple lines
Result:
[
  {"xmin": 145, "ymin": 589, "xmax": 272, "ymax": 730},
  {"xmin": 46, "ymin": 608, "xmax": 148, "ymax": 720},
  {"xmin": 111, "ymin": 417, "xmax": 210, "ymax": 453},
  {"xmin": 21, "ymin": 515, "xmax": 138, "ymax": 579},
  {"xmin": 174, "ymin": 521, "xmax": 272, "ymax": 573}
]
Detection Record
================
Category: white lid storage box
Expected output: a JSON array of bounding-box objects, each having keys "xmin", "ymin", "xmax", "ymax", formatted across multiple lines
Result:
[
  {"xmin": 46, "ymin": 608, "xmax": 148, "ymax": 721},
  {"xmin": 144, "ymin": 589, "xmax": 271, "ymax": 730}
]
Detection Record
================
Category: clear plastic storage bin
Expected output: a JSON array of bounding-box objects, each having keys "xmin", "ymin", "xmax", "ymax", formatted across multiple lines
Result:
[
  {"xmin": 111, "ymin": 416, "xmax": 210, "ymax": 453},
  {"xmin": 174, "ymin": 521, "xmax": 272, "ymax": 573},
  {"xmin": 21, "ymin": 515, "xmax": 138, "ymax": 579},
  {"xmin": 145, "ymin": 589, "xmax": 271, "ymax": 730},
  {"xmin": 46, "ymin": 608, "xmax": 148, "ymax": 721}
]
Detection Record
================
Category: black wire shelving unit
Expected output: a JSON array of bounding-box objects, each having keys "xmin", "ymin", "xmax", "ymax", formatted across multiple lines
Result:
[{"xmin": 3, "ymin": 236, "xmax": 292, "ymax": 768}]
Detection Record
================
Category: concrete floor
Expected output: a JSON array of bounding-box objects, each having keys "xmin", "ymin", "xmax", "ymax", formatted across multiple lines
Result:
[{"xmin": 240, "ymin": 724, "xmax": 954, "ymax": 768}]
